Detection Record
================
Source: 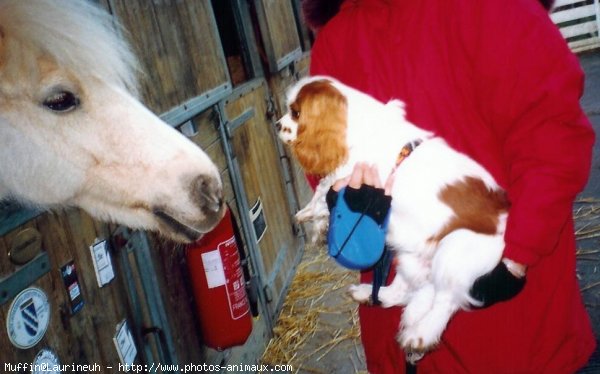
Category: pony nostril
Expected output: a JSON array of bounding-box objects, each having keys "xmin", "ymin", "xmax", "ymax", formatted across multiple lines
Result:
[{"xmin": 192, "ymin": 174, "xmax": 224, "ymax": 214}]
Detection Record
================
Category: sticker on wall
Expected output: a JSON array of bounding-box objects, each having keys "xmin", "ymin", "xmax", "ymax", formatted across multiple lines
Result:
[
  {"xmin": 250, "ymin": 198, "xmax": 267, "ymax": 243},
  {"xmin": 6, "ymin": 287, "xmax": 50, "ymax": 349},
  {"xmin": 32, "ymin": 348, "xmax": 61, "ymax": 374},
  {"xmin": 114, "ymin": 319, "xmax": 137, "ymax": 369},
  {"xmin": 60, "ymin": 261, "xmax": 84, "ymax": 315},
  {"xmin": 90, "ymin": 239, "xmax": 115, "ymax": 287}
]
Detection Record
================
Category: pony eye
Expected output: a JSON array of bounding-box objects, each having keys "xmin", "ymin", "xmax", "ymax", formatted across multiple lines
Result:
[{"xmin": 43, "ymin": 91, "xmax": 80, "ymax": 113}]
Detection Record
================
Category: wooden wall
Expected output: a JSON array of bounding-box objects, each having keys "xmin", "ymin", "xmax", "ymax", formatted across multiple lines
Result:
[
  {"xmin": 254, "ymin": 0, "xmax": 302, "ymax": 72},
  {"xmin": 108, "ymin": 0, "xmax": 230, "ymax": 114},
  {"xmin": 0, "ymin": 211, "xmax": 130, "ymax": 369}
]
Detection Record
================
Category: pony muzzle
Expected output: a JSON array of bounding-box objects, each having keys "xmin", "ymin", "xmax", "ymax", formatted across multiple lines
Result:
[{"xmin": 152, "ymin": 173, "xmax": 225, "ymax": 243}]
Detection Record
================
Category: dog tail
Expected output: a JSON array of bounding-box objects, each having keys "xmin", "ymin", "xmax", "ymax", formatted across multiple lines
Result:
[{"xmin": 302, "ymin": 0, "xmax": 555, "ymax": 30}]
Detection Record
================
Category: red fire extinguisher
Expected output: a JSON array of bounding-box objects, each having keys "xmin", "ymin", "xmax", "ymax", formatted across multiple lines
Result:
[{"xmin": 186, "ymin": 208, "xmax": 253, "ymax": 350}]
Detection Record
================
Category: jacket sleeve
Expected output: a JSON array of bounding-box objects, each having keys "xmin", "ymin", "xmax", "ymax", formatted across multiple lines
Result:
[{"xmin": 472, "ymin": 1, "xmax": 595, "ymax": 265}]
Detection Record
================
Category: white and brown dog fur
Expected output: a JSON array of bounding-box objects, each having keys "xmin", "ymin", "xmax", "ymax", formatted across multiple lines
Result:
[{"xmin": 277, "ymin": 76, "xmax": 509, "ymax": 358}]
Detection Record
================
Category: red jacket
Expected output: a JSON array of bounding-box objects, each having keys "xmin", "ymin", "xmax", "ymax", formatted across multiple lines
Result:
[{"xmin": 309, "ymin": 0, "xmax": 596, "ymax": 372}]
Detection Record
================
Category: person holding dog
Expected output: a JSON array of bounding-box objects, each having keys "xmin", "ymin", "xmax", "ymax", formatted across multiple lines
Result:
[{"xmin": 302, "ymin": 0, "xmax": 597, "ymax": 372}]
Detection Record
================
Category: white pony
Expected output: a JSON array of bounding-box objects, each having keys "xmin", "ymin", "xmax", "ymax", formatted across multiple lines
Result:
[{"xmin": 0, "ymin": 0, "xmax": 224, "ymax": 243}]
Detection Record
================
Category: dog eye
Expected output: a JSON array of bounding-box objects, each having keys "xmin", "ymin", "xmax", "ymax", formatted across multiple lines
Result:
[
  {"xmin": 43, "ymin": 90, "xmax": 80, "ymax": 113},
  {"xmin": 291, "ymin": 109, "xmax": 300, "ymax": 119}
]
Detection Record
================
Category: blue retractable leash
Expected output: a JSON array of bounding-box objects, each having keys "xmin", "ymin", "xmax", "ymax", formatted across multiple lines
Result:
[
  {"xmin": 327, "ymin": 187, "xmax": 389, "ymax": 270},
  {"xmin": 327, "ymin": 187, "xmax": 394, "ymax": 304}
]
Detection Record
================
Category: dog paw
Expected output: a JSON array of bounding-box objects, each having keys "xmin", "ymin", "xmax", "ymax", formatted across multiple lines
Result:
[
  {"xmin": 398, "ymin": 323, "xmax": 441, "ymax": 353},
  {"xmin": 348, "ymin": 284, "xmax": 372, "ymax": 304}
]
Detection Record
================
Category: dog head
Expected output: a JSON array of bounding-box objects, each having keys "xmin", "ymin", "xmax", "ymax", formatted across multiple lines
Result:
[{"xmin": 277, "ymin": 77, "xmax": 349, "ymax": 177}]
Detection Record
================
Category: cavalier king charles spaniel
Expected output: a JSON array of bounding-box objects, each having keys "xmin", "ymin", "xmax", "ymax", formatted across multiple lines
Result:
[{"xmin": 277, "ymin": 76, "xmax": 509, "ymax": 359}]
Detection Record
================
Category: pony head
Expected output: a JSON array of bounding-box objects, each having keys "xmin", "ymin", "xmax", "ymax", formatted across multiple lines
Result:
[{"xmin": 0, "ymin": 0, "xmax": 225, "ymax": 243}]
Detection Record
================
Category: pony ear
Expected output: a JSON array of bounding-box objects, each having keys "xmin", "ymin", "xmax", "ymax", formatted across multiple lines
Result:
[{"xmin": 291, "ymin": 80, "xmax": 349, "ymax": 176}]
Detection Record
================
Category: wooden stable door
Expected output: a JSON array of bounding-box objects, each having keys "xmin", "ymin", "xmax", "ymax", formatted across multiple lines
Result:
[{"xmin": 220, "ymin": 79, "xmax": 304, "ymax": 322}]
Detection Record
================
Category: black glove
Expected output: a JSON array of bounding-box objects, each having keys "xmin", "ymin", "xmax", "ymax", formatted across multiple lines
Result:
[
  {"xmin": 469, "ymin": 261, "xmax": 526, "ymax": 308},
  {"xmin": 326, "ymin": 184, "xmax": 392, "ymax": 225}
]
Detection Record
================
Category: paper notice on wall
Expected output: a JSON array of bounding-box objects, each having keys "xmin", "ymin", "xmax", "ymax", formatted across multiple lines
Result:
[
  {"xmin": 90, "ymin": 239, "xmax": 115, "ymax": 287},
  {"xmin": 114, "ymin": 320, "xmax": 137, "ymax": 369}
]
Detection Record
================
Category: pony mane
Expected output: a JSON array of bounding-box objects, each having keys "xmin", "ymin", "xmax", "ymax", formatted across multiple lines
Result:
[{"xmin": 0, "ymin": 0, "xmax": 140, "ymax": 95}]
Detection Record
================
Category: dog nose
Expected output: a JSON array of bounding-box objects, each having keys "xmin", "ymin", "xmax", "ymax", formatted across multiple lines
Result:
[{"xmin": 275, "ymin": 120, "xmax": 282, "ymax": 131}]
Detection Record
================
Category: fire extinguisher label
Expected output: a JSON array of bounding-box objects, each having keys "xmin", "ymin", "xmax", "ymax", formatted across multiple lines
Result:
[
  {"xmin": 219, "ymin": 236, "xmax": 250, "ymax": 320},
  {"xmin": 201, "ymin": 250, "xmax": 227, "ymax": 288}
]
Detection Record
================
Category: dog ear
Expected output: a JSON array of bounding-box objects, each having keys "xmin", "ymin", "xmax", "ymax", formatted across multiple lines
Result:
[
  {"xmin": 292, "ymin": 128, "xmax": 348, "ymax": 176},
  {"xmin": 291, "ymin": 80, "xmax": 349, "ymax": 176}
]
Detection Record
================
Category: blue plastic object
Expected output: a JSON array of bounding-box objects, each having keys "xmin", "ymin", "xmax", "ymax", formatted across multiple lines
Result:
[{"xmin": 327, "ymin": 188, "xmax": 389, "ymax": 270}]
